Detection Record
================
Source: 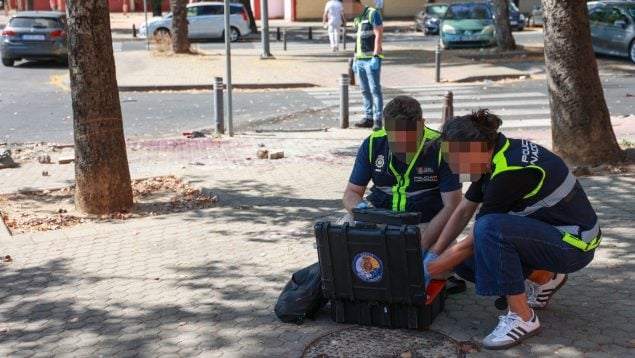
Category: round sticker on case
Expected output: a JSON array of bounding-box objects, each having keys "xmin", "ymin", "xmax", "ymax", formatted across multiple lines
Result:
[{"xmin": 352, "ymin": 252, "xmax": 384, "ymax": 283}]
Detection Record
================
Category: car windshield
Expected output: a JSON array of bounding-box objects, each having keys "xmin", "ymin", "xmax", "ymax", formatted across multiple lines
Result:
[
  {"xmin": 427, "ymin": 5, "xmax": 448, "ymax": 16},
  {"xmin": 627, "ymin": 7, "xmax": 635, "ymax": 18},
  {"xmin": 508, "ymin": 2, "xmax": 520, "ymax": 13},
  {"xmin": 445, "ymin": 4, "xmax": 491, "ymax": 20},
  {"xmin": 10, "ymin": 17, "xmax": 60, "ymax": 28}
]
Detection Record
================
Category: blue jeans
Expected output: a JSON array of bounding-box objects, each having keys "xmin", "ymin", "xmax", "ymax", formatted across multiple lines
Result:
[
  {"xmin": 454, "ymin": 214, "xmax": 595, "ymax": 297},
  {"xmin": 357, "ymin": 58, "xmax": 383, "ymax": 121}
]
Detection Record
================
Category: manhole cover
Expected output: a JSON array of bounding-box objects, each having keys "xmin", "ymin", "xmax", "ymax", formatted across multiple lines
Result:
[{"xmin": 302, "ymin": 326, "xmax": 464, "ymax": 358}]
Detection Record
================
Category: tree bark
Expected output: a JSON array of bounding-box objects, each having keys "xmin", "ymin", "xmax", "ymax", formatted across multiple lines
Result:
[
  {"xmin": 543, "ymin": 0, "xmax": 624, "ymax": 166},
  {"xmin": 66, "ymin": 1, "xmax": 133, "ymax": 214},
  {"xmin": 170, "ymin": 0, "xmax": 190, "ymax": 53},
  {"xmin": 491, "ymin": 0, "xmax": 515, "ymax": 50}
]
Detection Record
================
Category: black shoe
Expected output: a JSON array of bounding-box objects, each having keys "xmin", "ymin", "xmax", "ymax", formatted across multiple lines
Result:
[
  {"xmin": 354, "ymin": 118, "xmax": 373, "ymax": 128},
  {"xmin": 372, "ymin": 120, "xmax": 382, "ymax": 131}
]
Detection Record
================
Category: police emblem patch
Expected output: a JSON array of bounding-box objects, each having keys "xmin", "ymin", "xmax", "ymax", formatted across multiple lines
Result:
[
  {"xmin": 375, "ymin": 154, "xmax": 385, "ymax": 169},
  {"xmin": 352, "ymin": 252, "xmax": 384, "ymax": 283}
]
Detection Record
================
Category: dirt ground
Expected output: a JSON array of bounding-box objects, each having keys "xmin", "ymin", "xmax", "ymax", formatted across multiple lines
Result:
[{"xmin": 0, "ymin": 175, "xmax": 218, "ymax": 235}]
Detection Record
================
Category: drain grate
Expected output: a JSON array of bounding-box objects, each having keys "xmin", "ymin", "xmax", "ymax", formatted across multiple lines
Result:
[{"xmin": 303, "ymin": 326, "xmax": 464, "ymax": 358}]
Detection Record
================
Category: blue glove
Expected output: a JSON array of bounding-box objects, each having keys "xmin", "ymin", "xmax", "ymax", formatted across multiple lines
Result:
[
  {"xmin": 351, "ymin": 59, "xmax": 358, "ymax": 73},
  {"xmin": 356, "ymin": 201, "xmax": 368, "ymax": 209},
  {"xmin": 370, "ymin": 56, "xmax": 381, "ymax": 71},
  {"xmin": 423, "ymin": 251, "xmax": 439, "ymax": 288}
]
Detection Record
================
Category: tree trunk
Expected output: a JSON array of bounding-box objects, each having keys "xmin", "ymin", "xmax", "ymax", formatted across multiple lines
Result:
[
  {"xmin": 491, "ymin": 0, "xmax": 515, "ymax": 50},
  {"xmin": 66, "ymin": 1, "xmax": 133, "ymax": 214},
  {"xmin": 170, "ymin": 0, "xmax": 190, "ymax": 53},
  {"xmin": 238, "ymin": 0, "xmax": 258, "ymax": 33},
  {"xmin": 151, "ymin": 0, "xmax": 163, "ymax": 17},
  {"xmin": 543, "ymin": 0, "xmax": 624, "ymax": 166}
]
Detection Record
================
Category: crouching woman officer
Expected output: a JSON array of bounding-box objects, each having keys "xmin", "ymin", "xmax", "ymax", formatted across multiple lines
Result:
[{"xmin": 425, "ymin": 109, "xmax": 600, "ymax": 350}]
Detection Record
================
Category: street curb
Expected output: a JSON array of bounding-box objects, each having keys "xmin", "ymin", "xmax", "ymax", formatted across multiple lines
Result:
[{"xmin": 117, "ymin": 83, "xmax": 319, "ymax": 91}]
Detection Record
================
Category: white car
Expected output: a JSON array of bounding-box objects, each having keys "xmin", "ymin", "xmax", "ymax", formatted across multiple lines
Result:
[{"xmin": 138, "ymin": 1, "xmax": 251, "ymax": 42}]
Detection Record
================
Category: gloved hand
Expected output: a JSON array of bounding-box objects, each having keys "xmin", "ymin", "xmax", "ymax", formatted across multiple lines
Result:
[
  {"xmin": 370, "ymin": 56, "xmax": 381, "ymax": 71},
  {"xmin": 351, "ymin": 59, "xmax": 359, "ymax": 73},
  {"xmin": 356, "ymin": 201, "xmax": 368, "ymax": 209},
  {"xmin": 423, "ymin": 251, "xmax": 439, "ymax": 288}
]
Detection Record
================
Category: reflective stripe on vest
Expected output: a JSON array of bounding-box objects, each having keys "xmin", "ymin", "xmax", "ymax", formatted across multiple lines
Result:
[
  {"xmin": 368, "ymin": 127, "xmax": 440, "ymax": 212},
  {"xmin": 493, "ymin": 138, "xmax": 601, "ymax": 250},
  {"xmin": 354, "ymin": 7, "xmax": 384, "ymax": 59}
]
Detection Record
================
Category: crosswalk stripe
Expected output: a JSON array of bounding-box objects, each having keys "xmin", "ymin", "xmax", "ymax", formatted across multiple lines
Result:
[{"xmin": 304, "ymin": 84, "xmax": 553, "ymax": 130}]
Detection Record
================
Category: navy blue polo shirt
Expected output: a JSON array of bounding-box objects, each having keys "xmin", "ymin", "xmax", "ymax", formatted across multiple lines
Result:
[{"xmin": 349, "ymin": 128, "xmax": 461, "ymax": 222}]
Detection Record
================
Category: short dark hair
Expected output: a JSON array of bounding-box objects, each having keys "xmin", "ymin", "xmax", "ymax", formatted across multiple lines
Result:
[
  {"xmin": 441, "ymin": 109, "xmax": 502, "ymax": 148},
  {"xmin": 383, "ymin": 96, "xmax": 422, "ymax": 123}
]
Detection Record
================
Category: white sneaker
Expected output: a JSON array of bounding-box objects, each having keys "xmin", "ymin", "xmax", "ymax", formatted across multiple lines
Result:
[
  {"xmin": 527, "ymin": 273, "xmax": 568, "ymax": 310},
  {"xmin": 483, "ymin": 310, "xmax": 541, "ymax": 350}
]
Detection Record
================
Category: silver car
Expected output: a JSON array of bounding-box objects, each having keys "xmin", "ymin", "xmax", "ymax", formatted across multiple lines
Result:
[
  {"xmin": 139, "ymin": 1, "xmax": 251, "ymax": 42},
  {"xmin": 1, "ymin": 11, "xmax": 68, "ymax": 67},
  {"xmin": 588, "ymin": 1, "xmax": 635, "ymax": 63}
]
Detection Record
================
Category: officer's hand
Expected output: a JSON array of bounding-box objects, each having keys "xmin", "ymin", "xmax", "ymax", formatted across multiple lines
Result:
[
  {"xmin": 423, "ymin": 251, "xmax": 439, "ymax": 288},
  {"xmin": 370, "ymin": 56, "xmax": 381, "ymax": 71}
]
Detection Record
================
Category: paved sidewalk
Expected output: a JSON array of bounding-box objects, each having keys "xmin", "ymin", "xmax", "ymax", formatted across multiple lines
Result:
[{"xmin": 1, "ymin": 129, "xmax": 634, "ymax": 357}]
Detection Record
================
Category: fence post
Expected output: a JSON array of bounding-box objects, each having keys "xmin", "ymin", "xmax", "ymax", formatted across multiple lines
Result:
[
  {"xmin": 308, "ymin": 26, "xmax": 313, "ymax": 40},
  {"xmin": 340, "ymin": 74, "xmax": 350, "ymax": 129},
  {"xmin": 441, "ymin": 91, "xmax": 453, "ymax": 124},
  {"xmin": 283, "ymin": 28, "xmax": 287, "ymax": 51},
  {"xmin": 132, "ymin": 24, "xmax": 137, "ymax": 38},
  {"xmin": 213, "ymin": 77, "xmax": 225, "ymax": 134},
  {"xmin": 276, "ymin": 27, "xmax": 281, "ymax": 41}
]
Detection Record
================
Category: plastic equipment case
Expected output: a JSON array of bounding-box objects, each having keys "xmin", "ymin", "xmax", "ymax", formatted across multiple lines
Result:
[{"xmin": 314, "ymin": 209, "xmax": 446, "ymax": 330}]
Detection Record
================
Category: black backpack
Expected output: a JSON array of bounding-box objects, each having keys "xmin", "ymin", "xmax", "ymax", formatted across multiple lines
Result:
[{"xmin": 274, "ymin": 262, "xmax": 327, "ymax": 324}]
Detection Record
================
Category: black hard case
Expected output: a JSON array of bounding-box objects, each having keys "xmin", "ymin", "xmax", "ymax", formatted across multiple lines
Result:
[{"xmin": 314, "ymin": 222, "xmax": 446, "ymax": 329}]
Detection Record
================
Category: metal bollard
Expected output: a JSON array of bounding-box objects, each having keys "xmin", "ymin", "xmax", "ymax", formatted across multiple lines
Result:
[
  {"xmin": 283, "ymin": 28, "xmax": 287, "ymax": 51},
  {"xmin": 435, "ymin": 39, "xmax": 442, "ymax": 83},
  {"xmin": 342, "ymin": 27, "xmax": 346, "ymax": 50},
  {"xmin": 276, "ymin": 27, "xmax": 281, "ymax": 41},
  {"xmin": 308, "ymin": 26, "xmax": 313, "ymax": 40},
  {"xmin": 213, "ymin": 77, "xmax": 225, "ymax": 134},
  {"xmin": 441, "ymin": 91, "xmax": 453, "ymax": 124},
  {"xmin": 132, "ymin": 24, "xmax": 137, "ymax": 38},
  {"xmin": 347, "ymin": 58, "xmax": 356, "ymax": 86},
  {"xmin": 339, "ymin": 74, "xmax": 350, "ymax": 129}
]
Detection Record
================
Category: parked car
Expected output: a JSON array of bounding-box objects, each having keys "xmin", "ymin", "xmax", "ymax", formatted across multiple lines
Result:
[
  {"xmin": 0, "ymin": 11, "xmax": 68, "ymax": 67},
  {"xmin": 440, "ymin": 2, "xmax": 496, "ymax": 49},
  {"xmin": 415, "ymin": 3, "xmax": 449, "ymax": 35},
  {"xmin": 502, "ymin": 1, "xmax": 525, "ymax": 31},
  {"xmin": 139, "ymin": 1, "xmax": 251, "ymax": 42},
  {"xmin": 588, "ymin": 1, "xmax": 635, "ymax": 63},
  {"xmin": 527, "ymin": 5, "xmax": 544, "ymax": 27}
]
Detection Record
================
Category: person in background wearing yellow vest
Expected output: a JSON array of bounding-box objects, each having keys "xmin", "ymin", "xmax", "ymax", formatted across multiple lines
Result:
[
  {"xmin": 341, "ymin": 96, "xmax": 462, "ymax": 263},
  {"xmin": 350, "ymin": 0, "xmax": 384, "ymax": 131},
  {"xmin": 424, "ymin": 109, "xmax": 601, "ymax": 350}
]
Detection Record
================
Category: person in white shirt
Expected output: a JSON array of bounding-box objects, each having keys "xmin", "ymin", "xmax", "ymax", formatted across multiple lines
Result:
[{"xmin": 323, "ymin": 0, "xmax": 346, "ymax": 52}]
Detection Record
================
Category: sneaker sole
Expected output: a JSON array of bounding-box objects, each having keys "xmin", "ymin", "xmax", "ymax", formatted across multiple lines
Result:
[
  {"xmin": 530, "ymin": 274, "xmax": 568, "ymax": 310},
  {"xmin": 483, "ymin": 325, "xmax": 543, "ymax": 350}
]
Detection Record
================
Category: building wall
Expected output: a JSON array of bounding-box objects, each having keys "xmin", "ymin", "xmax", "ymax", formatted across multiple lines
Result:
[{"xmin": 296, "ymin": 0, "xmax": 425, "ymax": 21}]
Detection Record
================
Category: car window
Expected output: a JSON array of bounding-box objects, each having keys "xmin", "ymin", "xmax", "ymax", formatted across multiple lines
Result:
[
  {"xmin": 427, "ymin": 5, "xmax": 448, "ymax": 17},
  {"xmin": 198, "ymin": 5, "xmax": 223, "ymax": 16},
  {"xmin": 10, "ymin": 17, "xmax": 61, "ymax": 29},
  {"xmin": 628, "ymin": 7, "xmax": 635, "ymax": 19},
  {"xmin": 445, "ymin": 4, "xmax": 491, "ymax": 20},
  {"xmin": 187, "ymin": 7, "xmax": 198, "ymax": 17},
  {"xmin": 508, "ymin": 2, "xmax": 520, "ymax": 14},
  {"xmin": 606, "ymin": 8, "xmax": 629, "ymax": 25},
  {"xmin": 589, "ymin": 8, "xmax": 609, "ymax": 23},
  {"xmin": 230, "ymin": 5, "xmax": 244, "ymax": 14}
]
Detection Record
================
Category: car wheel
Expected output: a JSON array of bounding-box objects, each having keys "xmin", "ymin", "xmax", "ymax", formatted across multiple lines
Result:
[
  {"xmin": 2, "ymin": 58, "xmax": 14, "ymax": 67},
  {"xmin": 630, "ymin": 40, "xmax": 635, "ymax": 64},
  {"xmin": 229, "ymin": 27, "xmax": 240, "ymax": 42}
]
